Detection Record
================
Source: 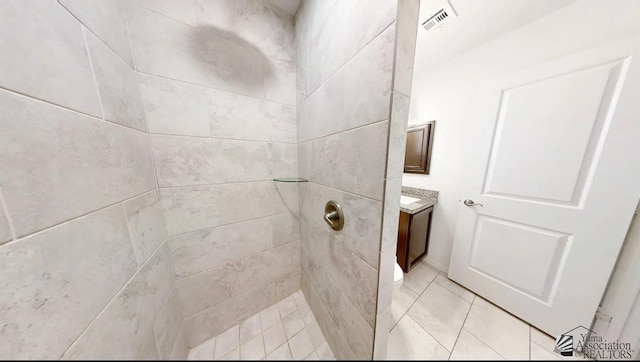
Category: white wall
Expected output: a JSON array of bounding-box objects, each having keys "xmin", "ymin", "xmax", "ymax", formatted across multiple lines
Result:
[{"xmin": 403, "ymin": 0, "xmax": 640, "ymax": 270}]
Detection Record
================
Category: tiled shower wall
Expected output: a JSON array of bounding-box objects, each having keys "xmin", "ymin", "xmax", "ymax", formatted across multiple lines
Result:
[
  {"xmin": 373, "ymin": 0, "xmax": 420, "ymax": 359},
  {"xmin": 295, "ymin": 0, "xmax": 400, "ymax": 359},
  {"xmin": 123, "ymin": 0, "xmax": 300, "ymax": 348},
  {"xmin": 0, "ymin": 0, "xmax": 185, "ymax": 359}
]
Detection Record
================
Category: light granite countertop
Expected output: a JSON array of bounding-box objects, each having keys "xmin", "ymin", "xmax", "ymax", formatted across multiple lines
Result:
[{"xmin": 400, "ymin": 186, "xmax": 438, "ymax": 214}]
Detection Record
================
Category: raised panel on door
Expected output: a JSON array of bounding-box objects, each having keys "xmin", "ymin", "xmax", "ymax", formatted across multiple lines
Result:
[
  {"xmin": 469, "ymin": 215, "xmax": 571, "ymax": 301},
  {"xmin": 483, "ymin": 59, "xmax": 628, "ymax": 206}
]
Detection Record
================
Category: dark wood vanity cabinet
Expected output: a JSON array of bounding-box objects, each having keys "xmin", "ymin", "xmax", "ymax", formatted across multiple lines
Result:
[
  {"xmin": 404, "ymin": 121, "xmax": 435, "ymax": 174},
  {"xmin": 397, "ymin": 206, "xmax": 434, "ymax": 273}
]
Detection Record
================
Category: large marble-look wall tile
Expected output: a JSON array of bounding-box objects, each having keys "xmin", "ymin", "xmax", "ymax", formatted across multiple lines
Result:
[
  {"xmin": 160, "ymin": 182, "xmax": 290, "ymax": 236},
  {"xmin": 297, "ymin": 24, "xmax": 394, "ymax": 143},
  {"xmin": 376, "ymin": 240, "xmax": 397, "ymax": 313},
  {"xmin": 151, "ymin": 136, "xmax": 296, "ymax": 187},
  {"xmin": 177, "ymin": 242, "xmax": 299, "ymax": 317},
  {"xmin": 373, "ymin": 1, "xmax": 421, "ymax": 358},
  {"xmin": 62, "ymin": 242, "xmax": 174, "ymax": 359},
  {"xmin": 136, "ymin": 329, "xmax": 161, "ymax": 360},
  {"xmin": 170, "ymin": 212, "xmax": 297, "ymax": 278},
  {"xmin": 0, "ymin": 0, "xmax": 100, "ymax": 116},
  {"xmin": 84, "ymin": 30, "xmax": 146, "ymax": 132},
  {"xmin": 138, "ymin": 74, "xmax": 211, "ymax": 137},
  {"xmin": 126, "ymin": 3, "xmax": 267, "ymax": 100},
  {"xmin": 139, "ymin": 74, "xmax": 296, "ymax": 142},
  {"xmin": 123, "ymin": 190, "xmax": 168, "ymax": 266},
  {"xmin": 295, "ymin": 3, "xmax": 309, "ymax": 104},
  {"xmin": 154, "ymin": 286, "xmax": 184, "ymax": 360},
  {"xmin": 372, "ymin": 303, "xmax": 391, "ymax": 360},
  {"xmin": 297, "ymin": 0, "xmax": 400, "ymax": 359},
  {"xmin": 228, "ymin": 242, "xmax": 299, "ymax": 298},
  {"xmin": 300, "ymin": 272, "xmax": 355, "ymax": 360},
  {"xmin": 380, "ymin": 178, "xmax": 403, "ymax": 253},
  {"xmin": 169, "ymin": 324, "xmax": 190, "ymax": 359},
  {"xmin": 297, "ymin": 70, "xmax": 345, "ymax": 143},
  {"xmin": 0, "ymin": 90, "xmax": 156, "ymax": 238},
  {"xmin": 297, "ymin": 142, "xmax": 313, "ymax": 181},
  {"xmin": 294, "ymin": 0, "xmax": 339, "ymax": 101},
  {"xmin": 0, "ymin": 205, "xmax": 138, "ymax": 359},
  {"xmin": 301, "ymin": 218, "xmax": 377, "ymax": 327},
  {"xmin": 274, "ymin": 270, "xmax": 300, "ymax": 301},
  {"xmin": 184, "ymin": 281, "xmax": 277, "ymax": 347},
  {"xmin": 343, "ymin": 25, "xmax": 395, "ymax": 131},
  {"xmin": 208, "ymin": 89, "xmax": 296, "ymax": 142},
  {"xmin": 271, "ymin": 212, "xmax": 300, "ymax": 246},
  {"xmin": 58, "ymin": 0, "xmax": 134, "ymax": 66},
  {"xmin": 299, "ymin": 182, "xmax": 381, "ymax": 268},
  {"xmin": 393, "ymin": 0, "xmax": 420, "ymax": 96},
  {"xmin": 311, "ymin": 121, "xmax": 389, "ymax": 200},
  {"xmin": 300, "ymin": 243, "xmax": 374, "ymax": 358},
  {"xmin": 307, "ymin": 0, "xmax": 397, "ymax": 92},
  {"xmin": 130, "ymin": 0, "xmax": 198, "ymax": 25},
  {"xmin": 0, "ymin": 190, "xmax": 12, "ymax": 245},
  {"xmin": 176, "ymin": 265, "xmax": 229, "ymax": 318},
  {"xmin": 386, "ymin": 92, "xmax": 410, "ymax": 179},
  {"xmin": 169, "ymin": 217, "xmax": 274, "ymax": 278}
]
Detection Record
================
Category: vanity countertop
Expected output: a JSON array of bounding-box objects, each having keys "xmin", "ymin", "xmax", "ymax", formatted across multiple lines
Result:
[{"xmin": 400, "ymin": 186, "xmax": 439, "ymax": 214}]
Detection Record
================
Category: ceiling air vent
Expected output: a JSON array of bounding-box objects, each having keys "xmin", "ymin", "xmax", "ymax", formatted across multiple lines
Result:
[{"xmin": 422, "ymin": 1, "xmax": 457, "ymax": 32}]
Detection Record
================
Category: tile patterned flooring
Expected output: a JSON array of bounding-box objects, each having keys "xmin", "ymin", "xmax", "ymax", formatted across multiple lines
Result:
[
  {"xmin": 388, "ymin": 260, "xmax": 575, "ymax": 360},
  {"xmin": 187, "ymin": 290, "xmax": 335, "ymax": 360}
]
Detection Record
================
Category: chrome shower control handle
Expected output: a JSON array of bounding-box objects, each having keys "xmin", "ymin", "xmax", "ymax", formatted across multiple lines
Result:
[
  {"xmin": 463, "ymin": 199, "xmax": 483, "ymax": 207},
  {"xmin": 324, "ymin": 211, "xmax": 338, "ymax": 226}
]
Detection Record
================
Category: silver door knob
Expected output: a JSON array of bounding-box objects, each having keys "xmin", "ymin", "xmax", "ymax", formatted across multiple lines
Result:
[{"xmin": 463, "ymin": 199, "xmax": 483, "ymax": 207}]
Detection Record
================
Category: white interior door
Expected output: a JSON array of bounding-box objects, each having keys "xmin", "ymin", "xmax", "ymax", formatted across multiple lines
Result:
[{"xmin": 448, "ymin": 27, "xmax": 640, "ymax": 336}]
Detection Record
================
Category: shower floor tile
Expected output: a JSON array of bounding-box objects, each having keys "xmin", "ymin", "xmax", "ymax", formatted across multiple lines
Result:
[{"xmin": 187, "ymin": 290, "xmax": 336, "ymax": 361}]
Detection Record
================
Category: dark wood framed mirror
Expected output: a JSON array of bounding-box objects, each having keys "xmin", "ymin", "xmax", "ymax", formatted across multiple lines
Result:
[{"xmin": 404, "ymin": 121, "xmax": 435, "ymax": 174}]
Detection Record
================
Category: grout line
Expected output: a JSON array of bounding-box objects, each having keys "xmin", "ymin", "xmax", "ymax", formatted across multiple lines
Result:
[
  {"xmin": 152, "ymin": 278, "xmax": 178, "ymax": 358},
  {"xmin": 81, "ymin": 26, "xmax": 106, "ymax": 122},
  {"xmin": 0, "ymin": 188, "xmax": 156, "ymax": 248},
  {"xmin": 389, "ymin": 270, "xmax": 438, "ymax": 332},
  {"xmin": 448, "ymin": 294, "xmax": 477, "ymax": 359},
  {"xmin": 167, "ymin": 322, "xmax": 186, "ymax": 359},
  {"xmin": 164, "ymin": 211, "xmax": 291, "ymax": 240},
  {"xmin": 57, "ymin": 0, "xmax": 135, "ymax": 69},
  {"xmin": 123, "ymin": 4, "xmax": 163, "ymax": 195},
  {"xmin": 60, "ymin": 237, "xmax": 171, "ymax": 358},
  {"xmin": 136, "ymin": 71, "xmax": 296, "ymax": 107},
  {"xmin": 303, "ymin": 20, "xmax": 395, "ymax": 102},
  {"xmin": 300, "ymin": 214, "xmax": 378, "ymax": 271},
  {"xmin": 302, "ymin": 179, "xmax": 384, "ymax": 204},
  {"xmin": 0, "ymin": 85, "xmax": 148, "ymax": 135},
  {"xmin": 158, "ymin": 178, "xmax": 299, "ymax": 190},
  {"xmin": 298, "ymin": 118, "xmax": 389, "ymax": 145},
  {"xmin": 298, "ymin": 241, "xmax": 375, "ymax": 333},
  {"xmin": 175, "ymin": 239, "xmax": 299, "ymax": 287},
  {"xmin": 299, "ymin": 268, "xmax": 355, "ymax": 359},
  {"xmin": 149, "ymin": 132, "xmax": 297, "ymax": 145},
  {"xmin": 463, "ymin": 328, "xmax": 509, "ymax": 360},
  {"xmin": 125, "ymin": 0, "xmax": 197, "ymax": 28},
  {"xmin": 0, "ymin": 187, "xmax": 17, "ymax": 241},
  {"xmin": 121, "ymin": 203, "xmax": 139, "ymax": 266}
]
